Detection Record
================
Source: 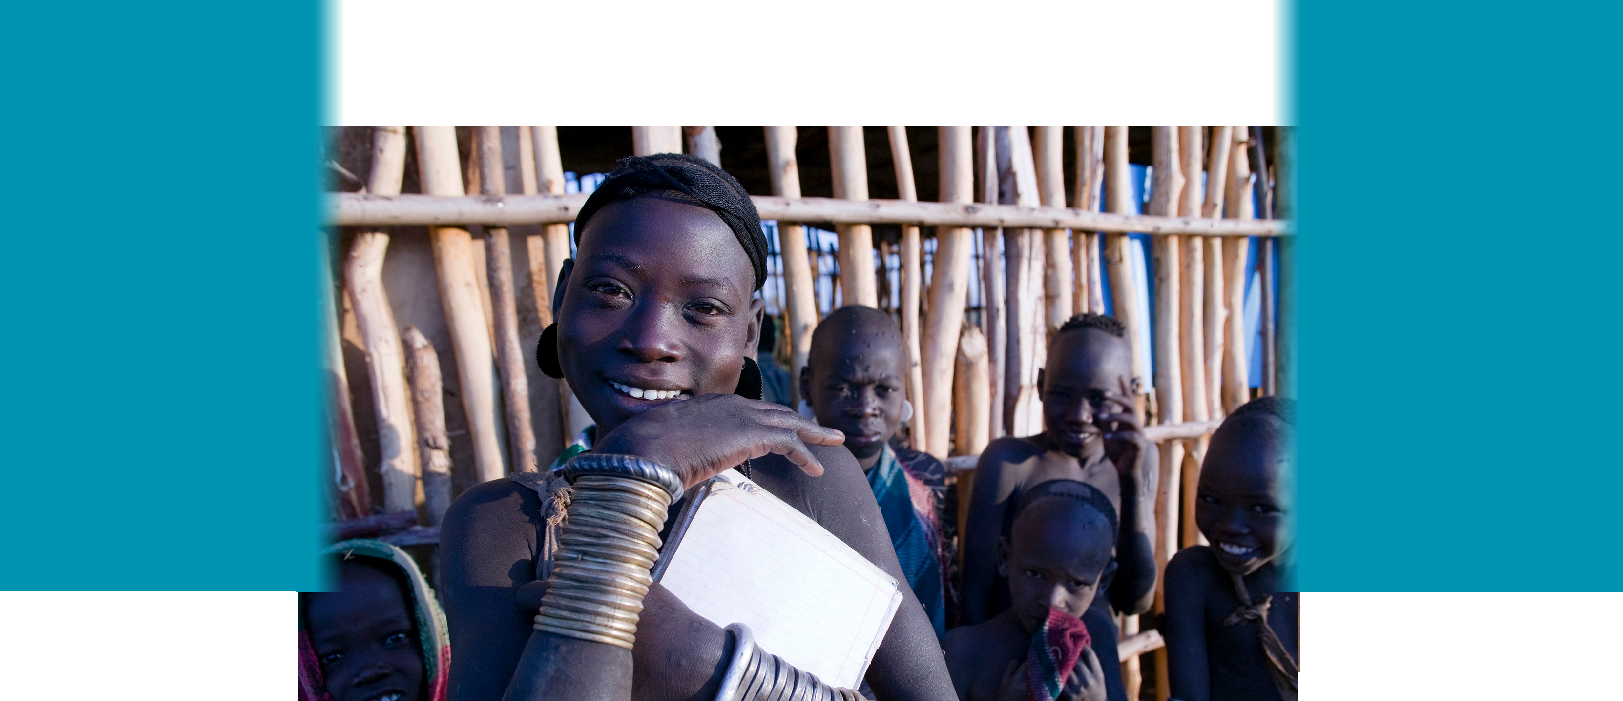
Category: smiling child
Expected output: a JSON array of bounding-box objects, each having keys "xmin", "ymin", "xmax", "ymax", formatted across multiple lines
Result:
[
  {"xmin": 1163, "ymin": 396, "xmax": 1298, "ymax": 701},
  {"xmin": 301, "ymin": 539, "xmax": 449, "ymax": 701},
  {"xmin": 959, "ymin": 313, "xmax": 1160, "ymax": 701}
]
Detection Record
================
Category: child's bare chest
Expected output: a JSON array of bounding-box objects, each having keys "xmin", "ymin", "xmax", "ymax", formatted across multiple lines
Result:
[{"xmin": 1202, "ymin": 590, "xmax": 1299, "ymax": 697}]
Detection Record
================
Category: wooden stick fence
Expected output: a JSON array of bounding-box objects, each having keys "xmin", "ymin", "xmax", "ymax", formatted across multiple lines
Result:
[
  {"xmin": 326, "ymin": 125, "xmax": 1290, "ymax": 701},
  {"xmin": 334, "ymin": 192, "xmax": 1290, "ymax": 235}
]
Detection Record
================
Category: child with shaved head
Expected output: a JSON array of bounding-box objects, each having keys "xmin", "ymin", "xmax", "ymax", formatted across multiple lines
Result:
[
  {"xmin": 801, "ymin": 305, "xmax": 954, "ymax": 637},
  {"xmin": 1164, "ymin": 397, "xmax": 1298, "ymax": 701},
  {"xmin": 960, "ymin": 313, "xmax": 1160, "ymax": 701},
  {"xmin": 944, "ymin": 480, "xmax": 1114, "ymax": 701}
]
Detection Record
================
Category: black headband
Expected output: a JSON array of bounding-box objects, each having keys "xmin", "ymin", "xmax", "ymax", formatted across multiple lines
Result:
[
  {"xmin": 572, "ymin": 153, "xmax": 769, "ymax": 290},
  {"xmin": 1014, "ymin": 479, "xmax": 1120, "ymax": 539}
]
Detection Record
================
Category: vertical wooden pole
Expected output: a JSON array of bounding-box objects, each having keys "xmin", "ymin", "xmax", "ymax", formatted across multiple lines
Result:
[
  {"xmin": 343, "ymin": 125, "xmax": 420, "ymax": 514},
  {"xmin": 1250, "ymin": 127, "xmax": 1277, "ymax": 397},
  {"xmin": 1203, "ymin": 127, "xmax": 1233, "ymax": 422},
  {"xmin": 978, "ymin": 127, "xmax": 1006, "ymax": 440},
  {"xmin": 529, "ymin": 126, "xmax": 578, "ymax": 452},
  {"xmin": 514, "ymin": 126, "xmax": 563, "ymax": 466},
  {"xmin": 464, "ymin": 129, "xmax": 498, "ymax": 351},
  {"xmin": 403, "ymin": 326, "xmax": 453, "ymax": 527},
  {"xmin": 1034, "ymin": 126, "xmax": 1073, "ymax": 329},
  {"xmin": 479, "ymin": 126, "xmax": 538, "ymax": 472},
  {"xmin": 1103, "ymin": 127, "xmax": 1148, "ymax": 405},
  {"xmin": 1178, "ymin": 126, "xmax": 1208, "ymax": 426},
  {"xmin": 887, "ymin": 126, "xmax": 929, "ymax": 453},
  {"xmin": 1275, "ymin": 127, "xmax": 1295, "ymax": 400},
  {"xmin": 953, "ymin": 326, "xmax": 992, "ymax": 457},
  {"xmin": 517, "ymin": 125, "xmax": 539, "ymax": 196},
  {"xmin": 322, "ymin": 236, "xmax": 371, "ymax": 520},
  {"xmin": 1147, "ymin": 125, "xmax": 1183, "ymax": 701},
  {"xmin": 953, "ymin": 325, "xmax": 991, "ymax": 565},
  {"xmin": 414, "ymin": 125, "xmax": 506, "ymax": 483},
  {"xmin": 631, "ymin": 126, "xmax": 682, "ymax": 156},
  {"xmin": 684, "ymin": 126, "xmax": 722, "ymax": 167},
  {"xmin": 1177, "ymin": 127, "xmax": 1208, "ymax": 549},
  {"xmin": 763, "ymin": 127, "xmax": 821, "ymax": 404},
  {"xmin": 1222, "ymin": 128, "xmax": 1255, "ymax": 412},
  {"xmin": 828, "ymin": 126, "xmax": 879, "ymax": 308},
  {"xmin": 922, "ymin": 126, "xmax": 976, "ymax": 459},
  {"xmin": 1121, "ymin": 613, "xmax": 1142, "ymax": 701},
  {"xmin": 998, "ymin": 127, "xmax": 1046, "ymax": 438},
  {"xmin": 1074, "ymin": 126, "xmax": 1106, "ymax": 315}
]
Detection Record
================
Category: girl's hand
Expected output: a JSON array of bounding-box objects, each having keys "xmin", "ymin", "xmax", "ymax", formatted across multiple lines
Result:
[{"xmin": 592, "ymin": 393, "xmax": 846, "ymax": 488}]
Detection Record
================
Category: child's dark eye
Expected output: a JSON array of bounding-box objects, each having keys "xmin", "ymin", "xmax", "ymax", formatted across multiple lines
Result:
[
  {"xmin": 1250, "ymin": 504, "xmax": 1281, "ymax": 514},
  {"xmin": 320, "ymin": 651, "xmax": 345, "ymax": 665},
  {"xmin": 1023, "ymin": 569, "xmax": 1043, "ymax": 580},
  {"xmin": 1070, "ymin": 580, "xmax": 1089, "ymax": 589},
  {"xmin": 688, "ymin": 300, "xmax": 725, "ymax": 316},
  {"xmin": 1198, "ymin": 494, "xmax": 1220, "ymax": 505},
  {"xmin": 588, "ymin": 281, "xmax": 630, "ymax": 301},
  {"xmin": 383, "ymin": 631, "xmax": 411, "ymax": 647}
]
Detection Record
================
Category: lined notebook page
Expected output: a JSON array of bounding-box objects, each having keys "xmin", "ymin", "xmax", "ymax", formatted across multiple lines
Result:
[{"xmin": 658, "ymin": 470, "xmax": 903, "ymax": 689}]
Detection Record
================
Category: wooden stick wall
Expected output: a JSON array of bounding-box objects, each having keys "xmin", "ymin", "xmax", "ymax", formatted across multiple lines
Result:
[{"xmin": 326, "ymin": 125, "xmax": 1289, "ymax": 699}]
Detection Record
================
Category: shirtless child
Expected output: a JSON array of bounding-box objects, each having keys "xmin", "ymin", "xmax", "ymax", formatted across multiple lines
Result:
[
  {"xmin": 960, "ymin": 314, "xmax": 1159, "ymax": 701},
  {"xmin": 1163, "ymin": 397, "xmax": 1298, "ymax": 701},
  {"xmin": 944, "ymin": 480, "xmax": 1114, "ymax": 701}
]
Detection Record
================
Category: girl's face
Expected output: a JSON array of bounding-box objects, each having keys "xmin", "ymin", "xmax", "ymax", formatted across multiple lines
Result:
[
  {"xmin": 554, "ymin": 195, "xmax": 762, "ymax": 436},
  {"xmin": 305, "ymin": 561, "xmax": 424, "ymax": 701},
  {"xmin": 1194, "ymin": 417, "xmax": 1292, "ymax": 576}
]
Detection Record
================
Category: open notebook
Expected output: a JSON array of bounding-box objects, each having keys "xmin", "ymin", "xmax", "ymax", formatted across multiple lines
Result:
[{"xmin": 652, "ymin": 469, "xmax": 902, "ymax": 690}]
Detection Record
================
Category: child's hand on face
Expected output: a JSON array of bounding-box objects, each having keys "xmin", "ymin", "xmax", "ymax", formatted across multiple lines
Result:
[{"xmin": 1097, "ymin": 376, "xmax": 1149, "ymax": 484}]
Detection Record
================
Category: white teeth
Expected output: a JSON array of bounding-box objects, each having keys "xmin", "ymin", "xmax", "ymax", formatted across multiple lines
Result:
[
  {"xmin": 611, "ymin": 381, "xmax": 684, "ymax": 401},
  {"xmin": 1219, "ymin": 542, "xmax": 1253, "ymax": 556}
]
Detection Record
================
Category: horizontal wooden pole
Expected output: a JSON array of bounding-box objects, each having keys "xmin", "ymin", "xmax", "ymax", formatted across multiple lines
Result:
[
  {"xmin": 332, "ymin": 193, "xmax": 1290, "ymax": 237},
  {"xmin": 333, "ymin": 510, "xmax": 418, "ymax": 540},
  {"xmin": 379, "ymin": 526, "xmax": 440, "ymax": 548},
  {"xmin": 1117, "ymin": 629, "xmax": 1166, "ymax": 662},
  {"xmin": 942, "ymin": 419, "xmax": 1226, "ymax": 474}
]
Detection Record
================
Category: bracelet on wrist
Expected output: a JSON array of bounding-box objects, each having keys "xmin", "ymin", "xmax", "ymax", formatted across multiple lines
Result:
[{"xmin": 533, "ymin": 453, "xmax": 683, "ymax": 649}]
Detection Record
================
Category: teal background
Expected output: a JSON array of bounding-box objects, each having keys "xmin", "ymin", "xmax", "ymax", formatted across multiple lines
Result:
[
  {"xmin": 1297, "ymin": 0, "xmax": 1620, "ymax": 590},
  {"xmin": 0, "ymin": 1, "xmax": 326, "ymax": 589}
]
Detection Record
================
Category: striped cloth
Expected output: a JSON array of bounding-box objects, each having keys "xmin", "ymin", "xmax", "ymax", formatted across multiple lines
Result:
[
  {"xmin": 1026, "ymin": 607, "xmax": 1092, "ymax": 701},
  {"xmin": 868, "ymin": 444, "xmax": 947, "ymax": 638}
]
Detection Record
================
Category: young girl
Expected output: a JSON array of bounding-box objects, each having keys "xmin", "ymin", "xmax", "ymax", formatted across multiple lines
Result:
[
  {"xmin": 1163, "ymin": 397, "xmax": 1298, "ymax": 701},
  {"xmin": 438, "ymin": 154, "xmax": 956, "ymax": 701},
  {"xmin": 300, "ymin": 539, "xmax": 450, "ymax": 701}
]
